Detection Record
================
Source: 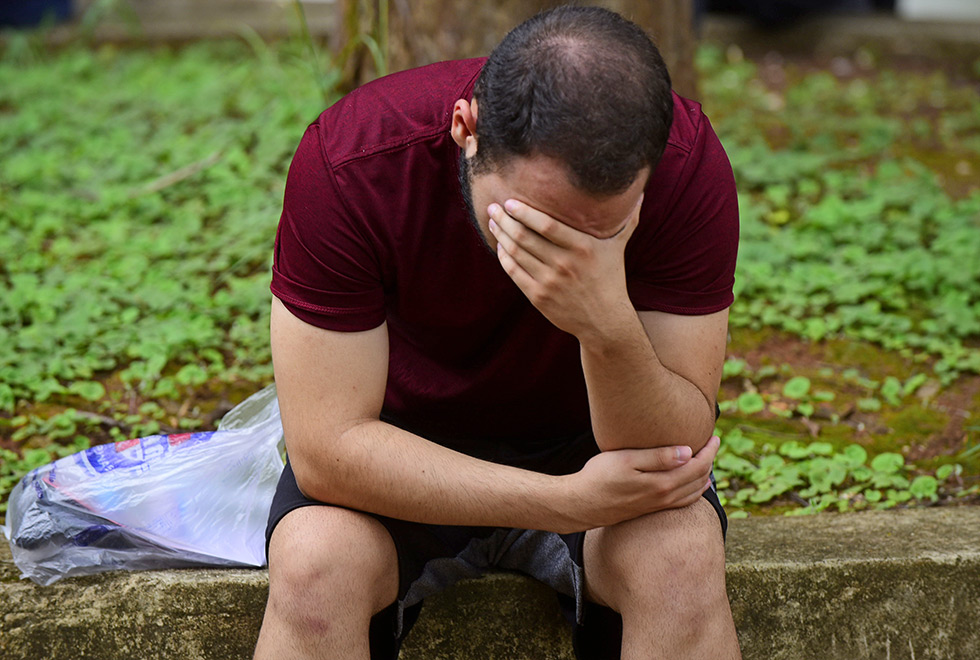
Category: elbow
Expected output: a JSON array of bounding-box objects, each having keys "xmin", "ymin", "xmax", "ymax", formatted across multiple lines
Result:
[
  {"xmin": 286, "ymin": 422, "xmax": 368, "ymax": 505},
  {"xmin": 289, "ymin": 454, "xmax": 333, "ymax": 503},
  {"xmin": 684, "ymin": 404, "xmax": 718, "ymax": 455},
  {"xmin": 287, "ymin": 439, "xmax": 347, "ymax": 504},
  {"xmin": 593, "ymin": 406, "xmax": 716, "ymax": 453}
]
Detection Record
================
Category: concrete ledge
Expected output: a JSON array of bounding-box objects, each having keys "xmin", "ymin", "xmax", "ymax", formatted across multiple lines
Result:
[{"xmin": 2, "ymin": 507, "xmax": 978, "ymax": 659}]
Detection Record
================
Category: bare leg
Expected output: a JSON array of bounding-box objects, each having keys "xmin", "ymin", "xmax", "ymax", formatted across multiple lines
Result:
[
  {"xmin": 584, "ymin": 498, "xmax": 741, "ymax": 659},
  {"xmin": 253, "ymin": 506, "xmax": 399, "ymax": 660}
]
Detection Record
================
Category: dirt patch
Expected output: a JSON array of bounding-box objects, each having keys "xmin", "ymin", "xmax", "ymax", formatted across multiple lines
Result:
[
  {"xmin": 724, "ymin": 327, "xmax": 979, "ymax": 469},
  {"xmin": 908, "ymin": 375, "xmax": 980, "ymax": 461}
]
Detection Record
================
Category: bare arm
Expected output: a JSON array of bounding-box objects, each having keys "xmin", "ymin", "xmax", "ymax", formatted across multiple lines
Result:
[
  {"xmin": 271, "ymin": 296, "xmax": 717, "ymax": 533},
  {"xmin": 578, "ymin": 308, "xmax": 727, "ymax": 453}
]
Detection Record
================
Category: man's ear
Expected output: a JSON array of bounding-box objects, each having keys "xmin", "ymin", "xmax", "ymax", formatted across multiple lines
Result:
[{"xmin": 451, "ymin": 98, "xmax": 479, "ymax": 157}]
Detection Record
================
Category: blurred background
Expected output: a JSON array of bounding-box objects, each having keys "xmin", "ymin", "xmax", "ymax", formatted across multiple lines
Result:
[{"xmin": 1, "ymin": 1, "xmax": 979, "ymax": 517}]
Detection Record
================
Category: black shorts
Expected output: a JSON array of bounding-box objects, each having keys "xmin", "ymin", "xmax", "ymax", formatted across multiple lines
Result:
[{"xmin": 265, "ymin": 429, "xmax": 727, "ymax": 660}]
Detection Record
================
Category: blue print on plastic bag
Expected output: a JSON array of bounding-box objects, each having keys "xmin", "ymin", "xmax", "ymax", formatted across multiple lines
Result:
[{"xmin": 73, "ymin": 432, "xmax": 213, "ymax": 476}]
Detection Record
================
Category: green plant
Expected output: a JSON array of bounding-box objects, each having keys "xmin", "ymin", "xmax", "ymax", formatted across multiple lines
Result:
[
  {"xmin": 715, "ymin": 428, "xmax": 964, "ymax": 515},
  {"xmin": 0, "ymin": 437, "xmax": 90, "ymax": 514},
  {"xmin": 698, "ymin": 44, "xmax": 980, "ymax": 382},
  {"xmin": 335, "ymin": 0, "xmax": 390, "ymax": 87}
]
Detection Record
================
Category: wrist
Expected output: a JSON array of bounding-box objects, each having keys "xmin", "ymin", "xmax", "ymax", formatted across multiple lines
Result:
[
  {"xmin": 576, "ymin": 302, "xmax": 648, "ymax": 356},
  {"xmin": 545, "ymin": 472, "xmax": 590, "ymax": 534}
]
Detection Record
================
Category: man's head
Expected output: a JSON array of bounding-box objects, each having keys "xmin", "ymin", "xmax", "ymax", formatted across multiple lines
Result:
[
  {"xmin": 452, "ymin": 6, "xmax": 673, "ymax": 246},
  {"xmin": 462, "ymin": 5, "xmax": 672, "ymax": 195}
]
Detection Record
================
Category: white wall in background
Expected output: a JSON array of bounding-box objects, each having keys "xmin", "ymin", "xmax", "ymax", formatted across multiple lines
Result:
[{"xmin": 898, "ymin": 0, "xmax": 980, "ymax": 21}]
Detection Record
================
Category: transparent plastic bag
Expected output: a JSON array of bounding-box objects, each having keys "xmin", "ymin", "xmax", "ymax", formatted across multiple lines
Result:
[{"xmin": 2, "ymin": 384, "xmax": 285, "ymax": 585}]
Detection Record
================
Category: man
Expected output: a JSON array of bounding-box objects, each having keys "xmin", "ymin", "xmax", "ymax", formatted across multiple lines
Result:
[{"xmin": 254, "ymin": 6, "xmax": 741, "ymax": 659}]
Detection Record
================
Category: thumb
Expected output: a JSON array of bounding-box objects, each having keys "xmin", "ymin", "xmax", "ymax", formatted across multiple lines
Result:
[{"xmin": 628, "ymin": 444, "xmax": 693, "ymax": 472}]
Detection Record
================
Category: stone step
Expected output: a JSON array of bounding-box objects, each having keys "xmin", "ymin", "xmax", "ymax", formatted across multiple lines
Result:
[{"xmin": 2, "ymin": 507, "xmax": 979, "ymax": 659}]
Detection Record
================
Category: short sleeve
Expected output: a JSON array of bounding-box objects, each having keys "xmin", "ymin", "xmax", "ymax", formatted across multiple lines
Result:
[
  {"xmin": 270, "ymin": 124, "xmax": 386, "ymax": 331},
  {"xmin": 625, "ymin": 108, "xmax": 739, "ymax": 316}
]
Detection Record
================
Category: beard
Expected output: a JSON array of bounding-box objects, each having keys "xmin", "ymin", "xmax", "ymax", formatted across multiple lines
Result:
[{"xmin": 458, "ymin": 151, "xmax": 494, "ymax": 255}]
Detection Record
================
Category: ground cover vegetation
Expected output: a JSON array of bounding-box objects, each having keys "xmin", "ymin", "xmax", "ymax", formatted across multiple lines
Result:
[{"xmin": 1, "ymin": 29, "xmax": 978, "ymax": 519}]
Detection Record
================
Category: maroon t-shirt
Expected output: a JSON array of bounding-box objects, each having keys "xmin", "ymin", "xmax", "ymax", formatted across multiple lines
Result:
[{"xmin": 271, "ymin": 58, "xmax": 738, "ymax": 444}]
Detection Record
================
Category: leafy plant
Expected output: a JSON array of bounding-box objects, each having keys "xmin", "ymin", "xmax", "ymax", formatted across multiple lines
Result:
[
  {"xmin": 715, "ymin": 428, "xmax": 964, "ymax": 515},
  {"xmin": 699, "ymin": 44, "xmax": 980, "ymax": 382}
]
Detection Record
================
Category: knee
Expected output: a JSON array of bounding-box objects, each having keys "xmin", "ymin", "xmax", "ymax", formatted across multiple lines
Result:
[
  {"xmin": 266, "ymin": 506, "xmax": 398, "ymax": 625},
  {"xmin": 587, "ymin": 499, "xmax": 727, "ymax": 613}
]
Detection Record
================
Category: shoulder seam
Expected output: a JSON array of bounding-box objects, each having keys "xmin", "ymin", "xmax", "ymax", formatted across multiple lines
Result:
[
  {"xmin": 311, "ymin": 123, "xmax": 385, "ymax": 280},
  {"xmin": 664, "ymin": 101, "xmax": 703, "ymax": 156},
  {"xmin": 330, "ymin": 127, "xmax": 448, "ymax": 168}
]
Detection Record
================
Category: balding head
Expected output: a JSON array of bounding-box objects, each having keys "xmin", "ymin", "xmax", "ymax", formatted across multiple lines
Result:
[{"xmin": 471, "ymin": 6, "xmax": 673, "ymax": 196}]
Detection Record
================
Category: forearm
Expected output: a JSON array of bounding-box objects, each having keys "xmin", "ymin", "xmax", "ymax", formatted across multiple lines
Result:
[
  {"xmin": 288, "ymin": 419, "xmax": 580, "ymax": 533},
  {"xmin": 579, "ymin": 308, "xmax": 716, "ymax": 453}
]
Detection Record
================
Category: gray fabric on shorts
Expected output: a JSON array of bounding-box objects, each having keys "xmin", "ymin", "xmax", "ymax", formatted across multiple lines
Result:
[{"xmin": 398, "ymin": 527, "xmax": 584, "ymax": 636}]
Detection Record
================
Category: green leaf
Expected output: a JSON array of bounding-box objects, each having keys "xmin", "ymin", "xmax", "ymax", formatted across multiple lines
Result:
[
  {"xmin": 936, "ymin": 464, "xmax": 961, "ymax": 481},
  {"xmin": 871, "ymin": 452, "xmax": 905, "ymax": 474},
  {"xmin": 880, "ymin": 377, "xmax": 903, "ymax": 405},
  {"xmin": 717, "ymin": 453, "xmax": 756, "ymax": 476},
  {"xmin": 782, "ymin": 376, "xmax": 811, "ymax": 399},
  {"xmin": 0, "ymin": 384, "xmax": 14, "ymax": 413},
  {"xmin": 806, "ymin": 442, "xmax": 834, "ymax": 456},
  {"xmin": 723, "ymin": 358, "xmax": 747, "ymax": 379},
  {"xmin": 909, "ymin": 475, "xmax": 938, "ymax": 500},
  {"xmin": 841, "ymin": 444, "xmax": 868, "ymax": 466},
  {"xmin": 175, "ymin": 363, "xmax": 208, "ymax": 387},
  {"xmin": 779, "ymin": 441, "xmax": 809, "ymax": 459},
  {"xmin": 69, "ymin": 380, "xmax": 107, "ymax": 402},
  {"xmin": 737, "ymin": 391, "xmax": 766, "ymax": 415},
  {"xmin": 721, "ymin": 430, "xmax": 755, "ymax": 456},
  {"xmin": 857, "ymin": 397, "xmax": 882, "ymax": 412},
  {"xmin": 796, "ymin": 402, "xmax": 815, "ymax": 417},
  {"xmin": 887, "ymin": 489, "xmax": 913, "ymax": 503},
  {"xmin": 902, "ymin": 373, "xmax": 928, "ymax": 397}
]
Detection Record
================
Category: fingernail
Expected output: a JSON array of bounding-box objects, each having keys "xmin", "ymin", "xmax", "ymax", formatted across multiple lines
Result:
[
  {"xmin": 676, "ymin": 446, "xmax": 692, "ymax": 462},
  {"xmin": 489, "ymin": 219, "xmax": 497, "ymax": 233},
  {"xmin": 504, "ymin": 199, "xmax": 518, "ymax": 213},
  {"xmin": 488, "ymin": 203, "xmax": 499, "ymax": 216}
]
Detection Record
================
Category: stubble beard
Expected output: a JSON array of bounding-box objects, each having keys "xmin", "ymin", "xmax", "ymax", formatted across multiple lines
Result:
[{"xmin": 458, "ymin": 151, "xmax": 495, "ymax": 256}]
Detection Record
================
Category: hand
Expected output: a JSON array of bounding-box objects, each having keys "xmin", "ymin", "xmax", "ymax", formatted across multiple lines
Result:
[
  {"xmin": 558, "ymin": 436, "xmax": 720, "ymax": 533},
  {"xmin": 488, "ymin": 197, "xmax": 641, "ymax": 340}
]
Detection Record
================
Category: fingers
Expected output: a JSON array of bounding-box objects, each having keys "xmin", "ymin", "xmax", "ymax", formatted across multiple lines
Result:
[
  {"xmin": 684, "ymin": 435, "xmax": 720, "ymax": 483},
  {"xmin": 627, "ymin": 436, "xmax": 718, "ymax": 474},
  {"xmin": 488, "ymin": 202, "xmax": 566, "ymax": 282},
  {"xmin": 621, "ymin": 444, "xmax": 694, "ymax": 472},
  {"xmin": 635, "ymin": 436, "xmax": 719, "ymax": 505},
  {"xmin": 695, "ymin": 434, "xmax": 722, "ymax": 463},
  {"xmin": 496, "ymin": 199, "xmax": 577, "ymax": 248},
  {"xmin": 668, "ymin": 435, "xmax": 720, "ymax": 500}
]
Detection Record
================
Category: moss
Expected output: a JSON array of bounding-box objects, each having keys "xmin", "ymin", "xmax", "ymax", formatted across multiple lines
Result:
[
  {"xmin": 822, "ymin": 337, "xmax": 921, "ymax": 381},
  {"xmin": 883, "ymin": 405, "xmax": 947, "ymax": 438},
  {"xmin": 727, "ymin": 326, "xmax": 784, "ymax": 356}
]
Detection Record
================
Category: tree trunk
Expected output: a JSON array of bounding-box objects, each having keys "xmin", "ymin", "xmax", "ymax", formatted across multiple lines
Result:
[{"xmin": 335, "ymin": 0, "xmax": 699, "ymax": 100}]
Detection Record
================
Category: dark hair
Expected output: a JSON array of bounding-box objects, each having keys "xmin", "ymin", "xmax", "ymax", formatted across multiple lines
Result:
[{"xmin": 471, "ymin": 5, "xmax": 673, "ymax": 195}]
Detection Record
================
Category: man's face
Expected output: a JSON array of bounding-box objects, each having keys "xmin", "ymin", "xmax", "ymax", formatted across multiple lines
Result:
[{"xmin": 459, "ymin": 151, "xmax": 649, "ymax": 252}]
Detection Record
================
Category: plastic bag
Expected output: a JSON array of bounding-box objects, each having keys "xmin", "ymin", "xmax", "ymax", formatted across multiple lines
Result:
[{"xmin": 2, "ymin": 384, "xmax": 285, "ymax": 585}]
